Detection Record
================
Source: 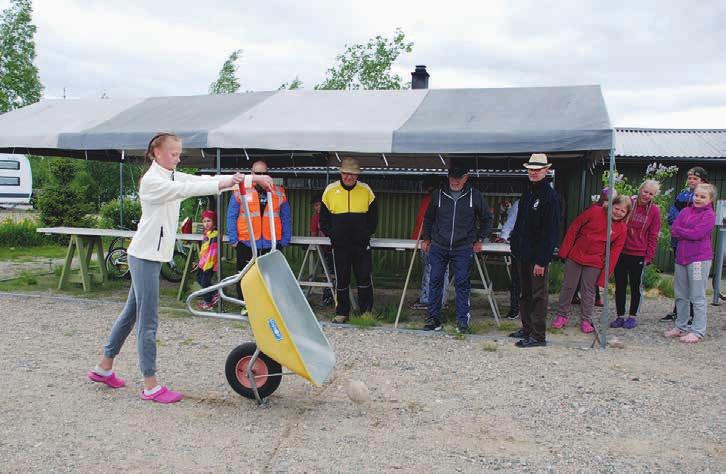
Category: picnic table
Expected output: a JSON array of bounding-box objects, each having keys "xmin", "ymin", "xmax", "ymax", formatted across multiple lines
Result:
[{"xmin": 36, "ymin": 228, "xmax": 511, "ymax": 324}]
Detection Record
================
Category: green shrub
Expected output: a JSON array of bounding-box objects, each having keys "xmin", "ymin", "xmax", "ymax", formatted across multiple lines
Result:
[
  {"xmin": 98, "ymin": 197, "xmax": 141, "ymax": 230},
  {"xmin": 642, "ymin": 264, "xmax": 661, "ymax": 289},
  {"xmin": 548, "ymin": 260, "xmax": 564, "ymax": 294},
  {"xmin": 0, "ymin": 219, "xmax": 49, "ymax": 246},
  {"xmin": 36, "ymin": 160, "xmax": 94, "ymax": 240},
  {"xmin": 657, "ymin": 276, "xmax": 675, "ymax": 298}
]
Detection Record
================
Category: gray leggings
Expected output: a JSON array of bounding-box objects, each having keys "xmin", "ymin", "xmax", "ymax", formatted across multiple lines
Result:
[
  {"xmin": 103, "ymin": 255, "xmax": 161, "ymax": 377},
  {"xmin": 674, "ymin": 260, "xmax": 711, "ymax": 338}
]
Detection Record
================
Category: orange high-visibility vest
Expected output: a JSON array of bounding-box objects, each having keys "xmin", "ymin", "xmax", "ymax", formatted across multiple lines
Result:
[{"xmin": 233, "ymin": 186, "xmax": 287, "ymax": 242}]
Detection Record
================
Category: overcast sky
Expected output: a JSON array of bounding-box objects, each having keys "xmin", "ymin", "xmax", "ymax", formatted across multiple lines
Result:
[{"xmin": 4, "ymin": 0, "xmax": 725, "ymax": 128}]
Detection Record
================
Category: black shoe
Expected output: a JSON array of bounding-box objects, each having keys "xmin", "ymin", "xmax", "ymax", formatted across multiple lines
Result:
[
  {"xmin": 456, "ymin": 325, "xmax": 470, "ymax": 334},
  {"xmin": 659, "ymin": 312, "xmax": 676, "ymax": 322},
  {"xmin": 508, "ymin": 328, "xmax": 529, "ymax": 339},
  {"xmin": 505, "ymin": 309, "xmax": 520, "ymax": 320},
  {"xmin": 423, "ymin": 321, "xmax": 443, "ymax": 332},
  {"xmin": 515, "ymin": 336, "xmax": 547, "ymax": 348}
]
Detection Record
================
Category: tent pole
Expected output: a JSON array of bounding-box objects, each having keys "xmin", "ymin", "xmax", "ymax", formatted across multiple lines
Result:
[
  {"xmin": 216, "ymin": 148, "xmax": 222, "ymax": 311},
  {"xmin": 119, "ymin": 150, "xmax": 124, "ymax": 227},
  {"xmin": 598, "ymin": 142, "xmax": 616, "ymax": 350}
]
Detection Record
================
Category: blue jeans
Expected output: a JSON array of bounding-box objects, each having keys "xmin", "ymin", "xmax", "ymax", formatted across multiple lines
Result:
[
  {"xmin": 419, "ymin": 249, "xmax": 449, "ymax": 305},
  {"xmin": 104, "ymin": 255, "xmax": 161, "ymax": 377},
  {"xmin": 427, "ymin": 243, "xmax": 473, "ymax": 328}
]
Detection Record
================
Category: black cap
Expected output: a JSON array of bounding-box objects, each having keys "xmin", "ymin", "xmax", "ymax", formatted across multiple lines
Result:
[
  {"xmin": 688, "ymin": 167, "xmax": 709, "ymax": 182},
  {"xmin": 448, "ymin": 165, "xmax": 469, "ymax": 178}
]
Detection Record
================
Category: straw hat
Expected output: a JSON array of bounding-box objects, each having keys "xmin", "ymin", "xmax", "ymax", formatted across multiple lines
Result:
[
  {"xmin": 340, "ymin": 157, "xmax": 362, "ymax": 175},
  {"xmin": 523, "ymin": 153, "xmax": 552, "ymax": 170}
]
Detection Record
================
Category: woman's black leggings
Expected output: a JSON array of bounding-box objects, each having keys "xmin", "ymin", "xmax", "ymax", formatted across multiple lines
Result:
[{"xmin": 614, "ymin": 254, "xmax": 645, "ymax": 317}]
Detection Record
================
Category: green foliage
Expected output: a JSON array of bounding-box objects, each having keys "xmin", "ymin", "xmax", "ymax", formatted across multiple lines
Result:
[
  {"xmin": 98, "ymin": 197, "xmax": 141, "ymax": 230},
  {"xmin": 209, "ymin": 49, "xmax": 242, "ymax": 94},
  {"xmin": 641, "ymin": 264, "xmax": 661, "ymax": 290},
  {"xmin": 315, "ymin": 28, "xmax": 413, "ymax": 90},
  {"xmin": 374, "ymin": 304, "xmax": 406, "ymax": 324},
  {"xmin": 0, "ymin": 0, "xmax": 42, "ymax": 112},
  {"xmin": 349, "ymin": 312, "xmax": 378, "ymax": 328},
  {"xmin": 0, "ymin": 218, "xmax": 48, "ymax": 246},
  {"xmin": 36, "ymin": 160, "xmax": 94, "ymax": 235},
  {"xmin": 548, "ymin": 260, "xmax": 564, "ymax": 294},
  {"xmin": 657, "ymin": 275, "xmax": 675, "ymax": 298},
  {"xmin": 278, "ymin": 77, "xmax": 303, "ymax": 90},
  {"xmin": 16, "ymin": 270, "xmax": 37, "ymax": 285}
]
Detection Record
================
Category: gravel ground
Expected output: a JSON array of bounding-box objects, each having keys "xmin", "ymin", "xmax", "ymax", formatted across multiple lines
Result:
[{"xmin": 0, "ymin": 291, "xmax": 724, "ymax": 473}]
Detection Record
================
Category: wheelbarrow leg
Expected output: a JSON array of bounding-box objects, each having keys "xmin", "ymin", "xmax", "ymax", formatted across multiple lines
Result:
[{"xmin": 246, "ymin": 346, "xmax": 266, "ymax": 406}]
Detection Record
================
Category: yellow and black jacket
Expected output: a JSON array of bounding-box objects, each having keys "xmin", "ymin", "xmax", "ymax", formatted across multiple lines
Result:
[{"xmin": 320, "ymin": 180, "xmax": 378, "ymax": 247}]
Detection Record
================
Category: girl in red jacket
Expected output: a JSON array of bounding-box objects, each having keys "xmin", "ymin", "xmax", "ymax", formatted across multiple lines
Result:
[
  {"xmin": 611, "ymin": 180, "xmax": 662, "ymax": 329},
  {"xmin": 553, "ymin": 195, "xmax": 631, "ymax": 333}
]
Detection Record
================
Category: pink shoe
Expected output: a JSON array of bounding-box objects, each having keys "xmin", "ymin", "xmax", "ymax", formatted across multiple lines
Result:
[
  {"xmin": 140, "ymin": 386, "xmax": 183, "ymax": 404},
  {"xmin": 580, "ymin": 320, "xmax": 595, "ymax": 334},
  {"xmin": 551, "ymin": 314, "xmax": 568, "ymax": 329},
  {"xmin": 87, "ymin": 371, "xmax": 125, "ymax": 389},
  {"xmin": 679, "ymin": 332, "xmax": 702, "ymax": 344},
  {"xmin": 664, "ymin": 328, "xmax": 686, "ymax": 338}
]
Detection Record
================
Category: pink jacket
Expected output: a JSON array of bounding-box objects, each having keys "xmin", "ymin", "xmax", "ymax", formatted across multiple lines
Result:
[
  {"xmin": 622, "ymin": 199, "xmax": 661, "ymax": 263},
  {"xmin": 671, "ymin": 206, "xmax": 715, "ymax": 265}
]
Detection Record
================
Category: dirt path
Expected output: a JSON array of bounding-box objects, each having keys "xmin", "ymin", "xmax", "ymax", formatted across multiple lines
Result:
[{"xmin": 0, "ymin": 292, "xmax": 724, "ymax": 472}]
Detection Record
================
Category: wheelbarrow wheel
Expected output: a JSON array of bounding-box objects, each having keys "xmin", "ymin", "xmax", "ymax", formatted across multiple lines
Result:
[{"xmin": 225, "ymin": 342, "xmax": 282, "ymax": 400}]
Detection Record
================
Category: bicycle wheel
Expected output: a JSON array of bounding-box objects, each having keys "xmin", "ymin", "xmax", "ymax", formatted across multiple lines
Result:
[
  {"xmin": 105, "ymin": 248, "xmax": 130, "ymax": 279},
  {"xmin": 160, "ymin": 250, "xmax": 187, "ymax": 282}
]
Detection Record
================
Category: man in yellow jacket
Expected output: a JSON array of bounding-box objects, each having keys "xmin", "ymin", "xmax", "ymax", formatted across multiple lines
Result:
[{"xmin": 320, "ymin": 157, "xmax": 378, "ymax": 323}]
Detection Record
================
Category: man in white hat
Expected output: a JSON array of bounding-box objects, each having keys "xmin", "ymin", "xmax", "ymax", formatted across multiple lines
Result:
[
  {"xmin": 508, "ymin": 153, "xmax": 561, "ymax": 347},
  {"xmin": 320, "ymin": 157, "xmax": 378, "ymax": 323}
]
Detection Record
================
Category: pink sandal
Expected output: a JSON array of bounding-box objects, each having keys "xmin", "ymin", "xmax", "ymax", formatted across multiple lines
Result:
[
  {"xmin": 679, "ymin": 332, "xmax": 702, "ymax": 344},
  {"xmin": 140, "ymin": 386, "xmax": 183, "ymax": 404},
  {"xmin": 664, "ymin": 328, "xmax": 687, "ymax": 338},
  {"xmin": 87, "ymin": 371, "xmax": 125, "ymax": 389}
]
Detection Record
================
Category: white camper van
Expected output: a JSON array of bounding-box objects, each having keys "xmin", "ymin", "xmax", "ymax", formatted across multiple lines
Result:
[{"xmin": 0, "ymin": 154, "xmax": 33, "ymax": 208}]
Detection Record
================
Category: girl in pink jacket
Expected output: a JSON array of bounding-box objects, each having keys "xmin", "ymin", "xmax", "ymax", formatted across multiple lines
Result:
[
  {"xmin": 611, "ymin": 180, "xmax": 662, "ymax": 329},
  {"xmin": 665, "ymin": 183, "xmax": 717, "ymax": 343}
]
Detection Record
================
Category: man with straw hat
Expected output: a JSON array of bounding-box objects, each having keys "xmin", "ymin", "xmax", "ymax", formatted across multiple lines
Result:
[
  {"xmin": 508, "ymin": 153, "xmax": 561, "ymax": 348},
  {"xmin": 320, "ymin": 157, "xmax": 378, "ymax": 323}
]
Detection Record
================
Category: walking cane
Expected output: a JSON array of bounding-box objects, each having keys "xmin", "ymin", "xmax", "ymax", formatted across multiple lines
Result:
[{"xmin": 394, "ymin": 224, "xmax": 423, "ymax": 328}]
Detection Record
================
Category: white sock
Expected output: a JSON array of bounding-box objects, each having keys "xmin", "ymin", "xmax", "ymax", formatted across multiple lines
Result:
[
  {"xmin": 94, "ymin": 365, "xmax": 112, "ymax": 376},
  {"xmin": 143, "ymin": 385, "xmax": 162, "ymax": 396}
]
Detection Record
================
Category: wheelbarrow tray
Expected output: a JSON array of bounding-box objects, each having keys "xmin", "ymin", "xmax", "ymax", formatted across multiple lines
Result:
[{"xmin": 241, "ymin": 250, "xmax": 335, "ymax": 386}]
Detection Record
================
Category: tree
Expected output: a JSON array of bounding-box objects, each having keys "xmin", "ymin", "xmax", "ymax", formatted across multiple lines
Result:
[
  {"xmin": 209, "ymin": 49, "xmax": 242, "ymax": 94},
  {"xmin": 315, "ymin": 28, "xmax": 413, "ymax": 90},
  {"xmin": 37, "ymin": 160, "xmax": 94, "ymax": 236},
  {"xmin": 278, "ymin": 76, "xmax": 303, "ymax": 90},
  {"xmin": 0, "ymin": 0, "xmax": 42, "ymax": 112}
]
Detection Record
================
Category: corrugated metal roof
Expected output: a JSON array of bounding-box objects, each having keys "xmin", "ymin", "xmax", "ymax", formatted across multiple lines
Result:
[{"xmin": 615, "ymin": 128, "xmax": 726, "ymax": 159}]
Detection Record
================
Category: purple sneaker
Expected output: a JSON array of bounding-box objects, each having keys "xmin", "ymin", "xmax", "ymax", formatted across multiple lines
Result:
[
  {"xmin": 610, "ymin": 317, "xmax": 625, "ymax": 328},
  {"xmin": 623, "ymin": 317, "xmax": 638, "ymax": 329}
]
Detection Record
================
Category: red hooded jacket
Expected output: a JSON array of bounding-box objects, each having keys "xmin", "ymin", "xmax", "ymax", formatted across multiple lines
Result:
[{"xmin": 558, "ymin": 205, "xmax": 627, "ymax": 287}]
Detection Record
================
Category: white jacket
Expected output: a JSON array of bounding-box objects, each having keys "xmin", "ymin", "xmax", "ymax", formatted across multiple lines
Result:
[{"xmin": 127, "ymin": 161, "xmax": 250, "ymax": 262}]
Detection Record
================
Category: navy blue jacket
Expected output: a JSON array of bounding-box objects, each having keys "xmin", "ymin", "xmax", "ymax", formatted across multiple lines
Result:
[
  {"xmin": 510, "ymin": 179, "xmax": 561, "ymax": 266},
  {"xmin": 422, "ymin": 184, "xmax": 493, "ymax": 250}
]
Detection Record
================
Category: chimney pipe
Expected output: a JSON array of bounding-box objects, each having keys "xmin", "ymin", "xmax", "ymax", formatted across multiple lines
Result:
[{"xmin": 411, "ymin": 65, "xmax": 429, "ymax": 89}]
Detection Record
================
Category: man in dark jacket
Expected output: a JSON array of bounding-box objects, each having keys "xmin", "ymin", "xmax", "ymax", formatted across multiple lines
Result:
[
  {"xmin": 320, "ymin": 157, "xmax": 378, "ymax": 323},
  {"xmin": 421, "ymin": 164, "xmax": 493, "ymax": 333},
  {"xmin": 509, "ymin": 153, "xmax": 561, "ymax": 347}
]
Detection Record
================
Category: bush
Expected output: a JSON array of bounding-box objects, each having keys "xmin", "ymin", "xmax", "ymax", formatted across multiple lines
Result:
[
  {"xmin": 548, "ymin": 260, "xmax": 564, "ymax": 294},
  {"xmin": 36, "ymin": 160, "xmax": 94, "ymax": 239},
  {"xmin": 657, "ymin": 276, "xmax": 675, "ymax": 298},
  {"xmin": 98, "ymin": 197, "xmax": 141, "ymax": 230},
  {"xmin": 0, "ymin": 218, "xmax": 49, "ymax": 246},
  {"xmin": 642, "ymin": 264, "xmax": 661, "ymax": 289}
]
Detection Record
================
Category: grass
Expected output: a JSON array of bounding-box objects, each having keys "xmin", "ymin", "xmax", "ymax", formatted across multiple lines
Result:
[
  {"xmin": 349, "ymin": 312, "xmax": 378, "ymax": 328},
  {"xmin": 374, "ymin": 304, "xmax": 407, "ymax": 324},
  {"xmin": 0, "ymin": 244, "xmax": 67, "ymax": 261},
  {"xmin": 657, "ymin": 275, "xmax": 675, "ymax": 298}
]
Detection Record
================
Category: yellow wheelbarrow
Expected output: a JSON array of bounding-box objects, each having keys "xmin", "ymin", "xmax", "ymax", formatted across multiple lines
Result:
[{"xmin": 187, "ymin": 185, "xmax": 336, "ymax": 404}]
